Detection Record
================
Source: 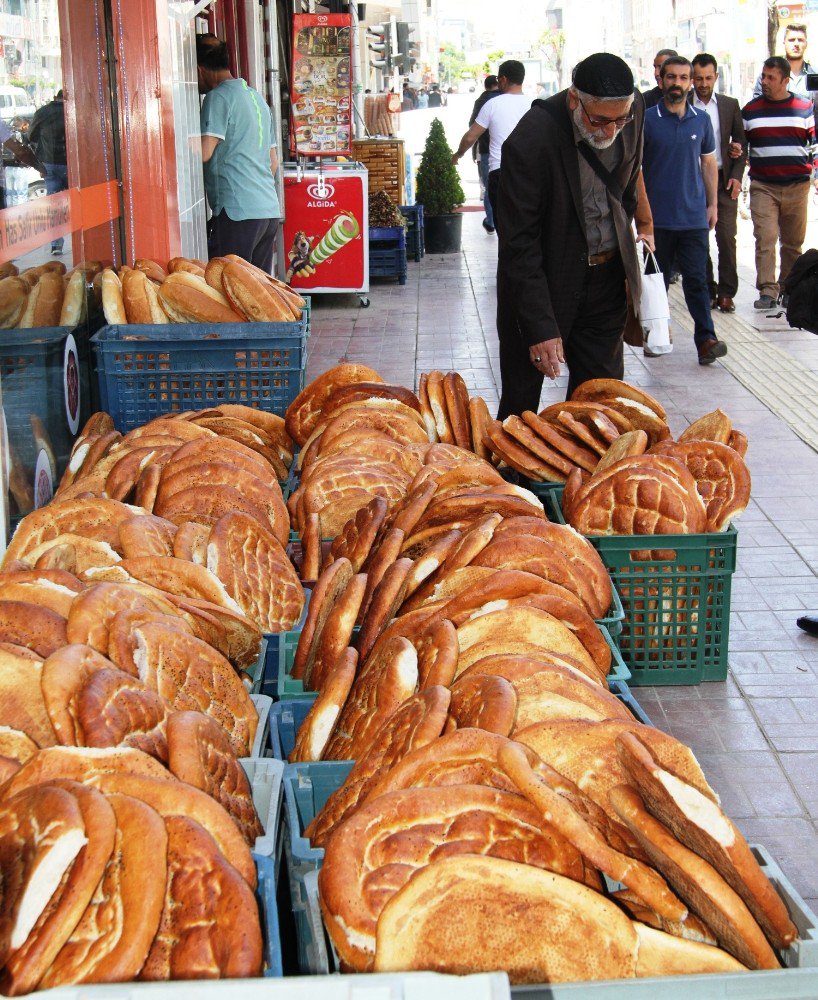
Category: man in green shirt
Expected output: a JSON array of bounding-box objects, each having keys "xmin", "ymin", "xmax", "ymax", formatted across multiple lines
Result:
[{"xmin": 197, "ymin": 37, "xmax": 281, "ymax": 272}]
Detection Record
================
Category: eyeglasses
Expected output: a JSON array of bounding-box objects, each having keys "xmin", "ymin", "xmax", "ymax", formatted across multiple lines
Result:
[{"xmin": 577, "ymin": 96, "xmax": 635, "ymax": 128}]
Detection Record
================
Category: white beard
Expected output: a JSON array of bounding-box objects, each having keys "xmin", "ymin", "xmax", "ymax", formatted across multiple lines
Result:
[{"xmin": 572, "ymin": 104, "xmax": 621, "ymax": 149}]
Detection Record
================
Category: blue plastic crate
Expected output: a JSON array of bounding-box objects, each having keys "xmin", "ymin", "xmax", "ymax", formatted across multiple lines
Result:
[
  {"xmin": 400, "ymin": 203, "xmax": 425, "ymax": 261},
  {"xmin": 369, "ymin": 247, "xmax": 407, "ymax": 284},
  {"xmin": 369, "ymin": 225, "xmax": 406, "ymax": 247},
  {"xmin": 253, "ymin": 853, "xmax": 283, "ymax": 977},
  {"xmin": 91, "ymin": 312, "xmax": 308, "ymax": 432}
]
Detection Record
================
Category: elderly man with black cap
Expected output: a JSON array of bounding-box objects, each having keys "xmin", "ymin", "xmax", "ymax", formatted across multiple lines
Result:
[{"xmin": 495, "ymin": 53, "xmax": 654, "ymax": 415}]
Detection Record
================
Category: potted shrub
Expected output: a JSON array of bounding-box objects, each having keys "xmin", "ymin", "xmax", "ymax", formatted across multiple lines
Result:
[{"xmin": 415, "ymin": 117, "xmax": 465, "ymax": 254}]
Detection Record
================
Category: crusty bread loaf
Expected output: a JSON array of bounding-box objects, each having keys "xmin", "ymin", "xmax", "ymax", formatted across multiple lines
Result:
[
  {"xmin": 159, "ymin": 271, "xmax": 245, "ymax": 323},
  {"xmin": 289, "ymin": 648, "xmax": 358, "ymax": 762},
  {"xmin": 58, "ymin": 270, "xmax": 87, "ymax": 326},
  {"xmin": 133, "ymin": 258, "xmax": 168, "ymax": 283},
  {"xmin": 121, "ymin": 268, "xmax": 155, "ymax": 324},
  {"xmin": 449, "ymin": 672, "xmax": 517, "ymax": 735},
  {"xmin": 285, "ymin": 363, "xmax": 384, "ymax": 445},
  {"xmin": 0, "ymin": 276, "xmax": 28, "ymax": 328},
  {"xmin": 572, "ymin": 378, "xmax": 667, "ymax": 420},
  {"xmin": 442, "ymin": 372, "xmax": 471, "ymax": 449},
  {"xmin": 20, "ymin": 270, "xmax": 64, "ymax": 328},
  {"xmin": 167, "ymin": 256, "xmax": 206, "ymax": 277},
  {"xmin": 221, "ymin": 262, "xmax": 293, "ymax": 321},
  {"xmin": 101, "ymin": 268, "xmax": 127, "ymax": 325}
]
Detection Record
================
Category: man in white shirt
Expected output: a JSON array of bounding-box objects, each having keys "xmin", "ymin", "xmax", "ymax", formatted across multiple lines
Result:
[
  {"xmin": 753, "ymin": 22, "xmax": 817, "ymax": 106},
  {"xmin": 451, "ymin": 60, "xmax": 531, "ymax": 235},
  {"xmin": 690, "ymin": 53, "xmax": 746, "ymax": 312}
]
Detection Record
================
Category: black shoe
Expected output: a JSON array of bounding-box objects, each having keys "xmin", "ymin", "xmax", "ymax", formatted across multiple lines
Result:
[
  {"xmin": 482, "ymin": 219, "xmax": 495, "ymax": 234},
  {"xmin": 796, "ymin": 614, "xmax": 818, "ymax": 636}
]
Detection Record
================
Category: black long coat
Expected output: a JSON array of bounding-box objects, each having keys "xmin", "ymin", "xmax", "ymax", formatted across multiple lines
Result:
[{"xmin": 497, "ymin": 91, "xmax": 645, "ymax": 348}]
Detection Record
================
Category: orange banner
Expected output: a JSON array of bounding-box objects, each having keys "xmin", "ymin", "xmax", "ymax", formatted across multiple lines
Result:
[{"xmin": 0, "ymin": 181, "xmax": 120, "ymax": 265}]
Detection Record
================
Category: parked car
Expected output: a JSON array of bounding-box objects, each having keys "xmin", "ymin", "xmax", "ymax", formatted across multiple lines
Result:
[{"xmin": 0, "ymin": 86, "xmax": 36, "ymax": 124}]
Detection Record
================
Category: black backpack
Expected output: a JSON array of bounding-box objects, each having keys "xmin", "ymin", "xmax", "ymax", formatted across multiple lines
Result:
[{"xmin": 785, "ymin": 249, "xmax": 818, "ymax": 334}]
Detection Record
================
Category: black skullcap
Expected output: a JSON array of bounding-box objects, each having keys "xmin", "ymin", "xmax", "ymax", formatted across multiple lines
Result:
[{"xmin": 572, "ymin": 53, "xmax": 634, "ymax": 98}]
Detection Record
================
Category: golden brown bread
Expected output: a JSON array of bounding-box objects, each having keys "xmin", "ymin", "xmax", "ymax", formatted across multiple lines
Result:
[
  {"xmin": 289, "ymin": 648, "xmax": 358, "ymax": 762},
  {"xmin": 0, "ymin": 276, "xmax": 28, "ymax": 327},
  {"xmin": 356, "ymin": 556, "xmax": 414, "ymax": 663},
  {"xmin": 58, "ymin": 272, "xmax": 88, "ymax": 327},
  {"xmin": 417, "ymin": 373, "xmax": 438, "ymax": 442},
  {"xmin": 372, "ymin": 854, "xmax": 637, "ymax": 983},
  {"xmin": 134, "ymin": 258, "xmax": 168, "ymax": 283},
  {"xmin": 0, "ymin": 780, "xmax": 116, "ymax": 996},
  {"xmin": 285, "ymin": 363, "xmax": 384, "ymax": 445},
  {"xmin": 485, "ymin": 419, "xmax": 567, "ymax": 481},
  {"xmin": 631, "ymin": 922, "xmax": 748, "ymax": 976},
  {"xmin": 0, "ymin": 727, "xmax": 38, "ymax": 765},
  {"xmin": 305, "ymin": 687, "xmax": 451, "ymax": 847},
  {"xmin": 167, "ymin": 711, "xmax": 263, "ymax": 845},
  {"xmin": 595, "ymin": 429, "xmax": 649, "ymax": 474},
  {"xmin": 609, "ymin": 785, "xmax": 780, "ymax": 970},
  {"xmin": 327, "ymin": 496, "xmax": 388, "ymax": 572},
  {"xmin": 138, "ymin": 815, "xmax": 262, "ymax": 980},
  {"xmin": 101, "ymin": 268, "xmax": 127, "ymax": 325},
  {"xmin": 3, "ymin": 746, "xmax": 173, "ymax": 795},
  {"xmin": 679, "ymin": 409, "xmax": 732, "ymax": 445},
  {"xmin": 40, "ymin": 792, "xmax": 168, "ymax": 987},
  {"xmin": 468, "ymin": 395, "xmax": 494, "ymax": 462},
  {"xmin": 206, "ymin": 511, "xmax": 305, "ymax": 632},
  {"xmin": 118, "ymin": 513, "xmax": 177, "ymax": 560},
  {"xmin": 167, "ymin": 256, "xmax": 207, "ymax": 277},
  {"xmin": 299, "ymin": 513, "xmax": 322, "ymax": 582},
  {"xmin": 414, "ymin": 618, "xmax": 459, "ymax": 688},
  {"xmin": 516, "ymin": 719, "xmax": 717, "ymax": 820},
  {"xmin": 442, "ymin": 372, "xmax": 472, "ymax": 449},
  {"xmin": 449, "ymin": 673, "xmax": 517, "ymax": 735},
  {"xmin": 118, "ymin": 556, "xmax": 241, "ymax": 613},
  {"xmin": 728, "ymin": 429, "xmax": 749, "ymax": 457},
  {"xmin": 305, "ymin": 573, "xmax": 367, "ymax": 692},
  {"xmin": 322, "ymin": 635, "xmax": 419, "ymax": 761},
  {"xmin": 572, "ymin": 378, "xmax": 667, "ymax": 418},
  {"xmin": 425, "ymin": 371, "xmax": 454, "ymax": 443},
  {"xmin": 221, "ymin": 261, "xmax": 291, "ymax": 321},
  {"xmin": 158, "ymin": 271, "xmax": 244, "ymax": 323},
  {"xmin": 499, "ymin": 742, "xmax": 686, "ymax": 921},
  {"xmin": 0, "ymin": 600, "xmax": 67, "ymax": 659},
  {"xmin": 20, "ymin": 271, "xmax": 64, "ymax": 328},
  {"xmin": 292, "ymin": 557, "xmax": 354, "ymax": 682},
  {"xmin": 318, "ymin": 782, "xmax": 600, "ymax": 971},
  {"xmin": 66, "ymin": 582, "xmax": 181, "ymax": 655},
  {"xmin": 616, "ymin": 731, "xmax": 797, "ymax": 950},
  {"xmin": 648, "ymin": 439, "xmax": 751, "ymax": 531}
]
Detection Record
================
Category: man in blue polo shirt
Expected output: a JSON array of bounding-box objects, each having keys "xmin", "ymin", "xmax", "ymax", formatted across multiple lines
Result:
[
  {"xmin": 643, "ymin": 56, "xmax": 727, "ymax": 365},
  {"xmin": 198, "ymin": 36, "xmax": 281, "ymax": 272}
]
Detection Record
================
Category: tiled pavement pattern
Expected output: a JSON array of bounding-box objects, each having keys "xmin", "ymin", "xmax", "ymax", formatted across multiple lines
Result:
[{"xmin": 305, "ymin": 212, "xmax": 818, "ymax": 912}]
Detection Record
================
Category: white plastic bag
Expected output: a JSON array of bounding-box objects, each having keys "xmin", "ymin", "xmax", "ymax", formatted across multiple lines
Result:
[{"xmin": 640, "ymin": 251, "xmax": 673, "ymax": 355}]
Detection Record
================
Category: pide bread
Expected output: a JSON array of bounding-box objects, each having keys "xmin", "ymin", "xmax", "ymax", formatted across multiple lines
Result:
[
  {"xmin": 449, "ymin": 673, "xmax": 517, "ymax": 735},
  {"xmin": 318, "ymin": 783, "xmax": 599, "ymax": 971},
  {"xmin": 285, "ymin": 363, "xmax": 384, "ymax": 445},
  {"xmin": 289, "ymin": 648, "xmax": 358, "ymax": 762},
  {"xmin": 305, "ymin": 573, "xmax": 367, "ymax": 691},
  {"xmin": 305, "ymin": 687, "xmax": 451, "ymax": 847},
  {"xmin": 167, "ymin": 711, "xmax": 263, "ymax": 845},
  {"xmin": 616, "ymin": 732, "xmax": 797, "ymax": 949},
  {"xmin": 372, "ymin": 855, "xmax": 637, "ymax": 983},
  {"xmin": 292, "ymin": 557, "xmax": 354, "ymax": 682},
  {"xmin": 119, "ymin": 514, "xmax": 177, "ymax": 559},
  {"xmin": 327, "ymin": 496, "xmax": 388, "ymax": 572},
  {"xmin": 572, "ymin": 378, "xmax": 667, "ymax": 419},
  {"xmin": 679, "ymin": 409, "xmax": 732, "ymax": 445},
  {"xmin": 414, "ymin": 618, "xmax": 459, "ymax": 688},
  {"xmin": 40, "ymin": 792, "xmax": 168, "ymax": 987}
]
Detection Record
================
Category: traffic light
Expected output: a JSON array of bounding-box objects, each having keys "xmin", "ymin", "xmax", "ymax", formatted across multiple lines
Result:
[
  {"xmin": 395, "ymin": 22, "xmax": 418, "ymax": 75},
  {"xmin": 366, "ymin": 23, "xmax": 392, "ymax": 71}
]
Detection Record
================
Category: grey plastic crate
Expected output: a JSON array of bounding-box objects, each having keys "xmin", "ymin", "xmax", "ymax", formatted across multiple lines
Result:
[{"xmin": 249, "ymin": 693, "xmax": 272, "ymax": 758}]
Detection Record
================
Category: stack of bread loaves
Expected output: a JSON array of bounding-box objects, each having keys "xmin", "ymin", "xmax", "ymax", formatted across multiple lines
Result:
[
  {"xmin": 277, "ymin": 462, "xmax": 800, "ymax": 981},
  {"xmin": 0, "ymin": 260, "xmax": 102, "ymax": 329},
  {"xmin": 563, "ymin": 404, "xmax": 751, "ymax": 536},
  {"xmin": 101, "ymin": 255, "xmax": 305, "ymax": 325}
]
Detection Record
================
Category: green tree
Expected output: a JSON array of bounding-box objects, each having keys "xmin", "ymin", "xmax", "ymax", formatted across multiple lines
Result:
[
  {"xmin": 439, "ymin": 43, "xmax": 467, "ymax": 89},
  {"xmin": 415, "ymin": 117, "xmax": 465, "ymax": 216},
  {"xmin": 482, "ymin": 49, "xmax": 505, "ymax": 75},
  {"xmin": 538, "ymin": 28, "xmax": 566, "ymax": 87}
]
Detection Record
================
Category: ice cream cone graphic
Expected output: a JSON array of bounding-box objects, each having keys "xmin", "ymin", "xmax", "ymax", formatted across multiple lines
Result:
[{"xmin": 309, "ymin": 212, "xmax": 360, "ymax": 267}]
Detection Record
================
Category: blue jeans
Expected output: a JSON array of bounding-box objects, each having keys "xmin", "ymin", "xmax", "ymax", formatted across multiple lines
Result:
[
  {"xmin": 45, "ymin": 163, "xmax": 68, "ymax": 251},
  {"xmin": 654, "ymin": 228, "xmax": 716, "ymax": 347},
  {"xmin": 478, "ymin": 153, "xmax": 494, "ymax": 228}
]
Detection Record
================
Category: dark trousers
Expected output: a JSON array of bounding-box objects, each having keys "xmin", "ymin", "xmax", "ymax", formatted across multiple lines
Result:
[
  {"xmin": 654, "ymin": 228, "xmax": 715, "ymax": 348},
  {"xmin": 478, "ymin": 153, "xmax": 494, "ymax": 228},
  {"xmin": 207, "ymin": 211, "xmax": 278, "ymax": 273},
  {"xmin": 706, "ymin": 183, "xmax": 739, "ymax": 298},
  {"xmin": 496, "ymin": 253, "xmax": 627, "ymax": 419},
  {"xmin": 488, "ymin": 168, "xmax": 501, "ymax": 235}
]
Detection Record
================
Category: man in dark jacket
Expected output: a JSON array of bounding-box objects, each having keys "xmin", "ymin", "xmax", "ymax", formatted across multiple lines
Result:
[
  {"xmin": 642, "ymin": 48, "xmax": 677, "ymax": 109},
  {"xmin": 28, "ymin": 90, "xmax": 67, "ymax": 254},
  {"xmin": 496, "ymin": 53, "xmax": 652, "ymax": 413},
  {"xmin": 469, "ymin": 75, "xmax": 499, "ymax": 232}
]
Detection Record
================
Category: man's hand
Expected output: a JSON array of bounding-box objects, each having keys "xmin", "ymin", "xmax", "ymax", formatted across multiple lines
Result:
[
  {"xmin": 728, "ymin": 141, "xmax": 743, "ymax": 160},
  {"xmin": 706, "ymin": 204, "xmax": 718, "ymax": 230},
  {"xmin": 636, "ymin": 232, "xmax": 655, "ymax": 253},
  {"xmin": 726, "ymin": 178, "xmax": 741, "ymax": 200},
  {"xmin": 450, "ymin": 152, "xmax": 460, "ymax": 166},
  {"xmin": 528, "ymin": 339, "xmax": 564, "ymax": 380}
]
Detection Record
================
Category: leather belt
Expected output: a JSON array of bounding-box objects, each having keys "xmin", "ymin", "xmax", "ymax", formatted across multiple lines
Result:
[{"xmin": 588, "ymin": 249, "xmax": 618, "ymax": 266}]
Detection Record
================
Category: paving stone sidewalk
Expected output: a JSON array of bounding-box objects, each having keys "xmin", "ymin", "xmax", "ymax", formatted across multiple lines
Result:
[{"xmin": 304, "ymin": 212, "xmax": 818, "ymax": 910}]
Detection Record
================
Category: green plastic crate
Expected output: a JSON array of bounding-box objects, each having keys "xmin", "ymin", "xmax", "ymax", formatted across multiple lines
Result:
[{"xmin": 545, "ymin": 487, "xmax": 737, "ymax": 685}]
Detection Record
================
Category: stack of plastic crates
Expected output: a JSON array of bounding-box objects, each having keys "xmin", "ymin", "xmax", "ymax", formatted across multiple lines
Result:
[
  {"xmin": 400, "ymin": 204, "xmax": 425, "ymax": 261},
  {"xmin": 368, "ymin": 226, "xmax": 408, "ymax": 285}
]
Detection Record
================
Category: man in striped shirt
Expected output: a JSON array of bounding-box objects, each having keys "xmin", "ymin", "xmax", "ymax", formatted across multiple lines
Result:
[{"xmin": 742, "ymin": 56, "xmax": 818, "ymax": 309}]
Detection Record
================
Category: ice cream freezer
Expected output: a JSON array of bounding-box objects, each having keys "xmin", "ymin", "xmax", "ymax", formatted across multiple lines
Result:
[{"xmin": 280, "ymin": 162, "xmax": 370, "ymax": 305}]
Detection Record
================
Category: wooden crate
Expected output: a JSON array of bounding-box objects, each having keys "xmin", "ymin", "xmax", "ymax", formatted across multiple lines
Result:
[{"xmin": 353, "ymin": 138, "xmax": 405, "ymax": 205}]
